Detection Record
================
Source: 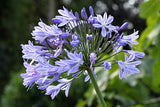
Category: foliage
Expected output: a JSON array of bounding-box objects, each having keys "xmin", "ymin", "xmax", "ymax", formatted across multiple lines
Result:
[
  {"xmin": 139, "ymin": 0, "xmax": 160, "ymax": 93},
  {"xmin": 0, "ymin": 0, "xmax": 31, "ymax": 100}
]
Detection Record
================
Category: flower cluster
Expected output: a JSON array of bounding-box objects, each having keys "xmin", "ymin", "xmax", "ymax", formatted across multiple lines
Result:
[{"xmin": 21, "ymin": 6, "xmax": 144, "ymax": 99}]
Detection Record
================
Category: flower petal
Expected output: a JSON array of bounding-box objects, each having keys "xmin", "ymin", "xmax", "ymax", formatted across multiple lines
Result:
[{"xmin": 101, "ymin": 27, "xmax": 107, "ymax": 37}]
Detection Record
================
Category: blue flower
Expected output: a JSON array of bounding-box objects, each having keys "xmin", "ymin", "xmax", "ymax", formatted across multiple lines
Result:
[
  {"xmin": 104, "ymin": 61, "xmax": 111, "ymax": 70},
  {"xmin": 32, "ymin": 20, "xmax": 59, "ymax": 44},
  {"xmin": 93, "ymin": 12, "xmax": 117, "ymax": 37},
  {"xmin": 87, "ymin": 6, "xmax": 97, "ymax": 24},
  {"xmin": 117, "ymin": 55, "xmax": 141, "ymax": 79},
  {"xmin": 52, "ymin": 6, "xmax": 77, "ymax": 27},
  {"xmin": 21, "ymin": 6, "xmax": 144, "ymax": 100},
  {"xmin": 45, "ymin": 78, "xmax": 72, "ymax": 99},
  {"xmin": 118, "ymin": 22, "xmax": 129, "ymax": 31},
  {"xmin": 55, "ymin": 50, "xmax": 84, "ymax": 75},
  {"xmin": 89, "ymin": 6, "xmax": 94, "ymax": 16},
  {"xmin": 118, "ymin": 31, "xmax": 139, "ymax": 47},
  {"xmin": 81, "ymin": 7, "xmax": 88, "ymax": 20},
  {"xmin": 123, "ymin": 50, "xmax": 145, "ymax": 60},
  {"xmin": 32, "ymin": 20, "xmax": 71, "ymax": 46},
  {"xmin": 86, "ymin": 34, "xmax": 92, "ymax": 40},
  {"xmin": 90, "ymin": 52, "xmax": 97, "ymax": 69},
  {"xmin": 70, "ymin": 34, "xmax": 81, "ymax": 47},
  {"xmin": 21, "ymin": 41, "xmax": 53, "ymax": 62},
  {"xmin": 21, "ymin": 57, "xmax": 58, "ymax": 89},
  {"xmin": 53, "ymin": 40, "xmax": 67, "ymax": 58}
]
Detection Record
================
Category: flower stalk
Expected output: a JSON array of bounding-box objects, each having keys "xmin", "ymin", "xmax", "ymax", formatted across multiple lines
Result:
[{"xmin": 87, "ymin": 68, "xmax": 107, "ymax": 107}]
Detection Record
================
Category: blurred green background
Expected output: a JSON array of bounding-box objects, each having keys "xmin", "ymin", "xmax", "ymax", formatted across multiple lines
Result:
[{"xmin": 0, "ymin": 0, "xmax": 160, "ymax": 107}]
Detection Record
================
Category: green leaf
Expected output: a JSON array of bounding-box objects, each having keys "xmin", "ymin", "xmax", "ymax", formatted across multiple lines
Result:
[
  {"xmin": 152, "ymin": 59, "xmax": 160, "ymax": 92},
  {"xmin": 138, "ymin": 16, "xmax": 160, "ymax": 51},
  {"xmin": 150, "ymin": 42, "xmax": 160, "ymax": 92},
  {"xmin": 138, "ymin": 0, "xmax": 160, "ymax": 51},
  {"xmin": 139, "ymin": 0, "xmax": 160, "ymax": 19},
  {"xmin": 140, "ymin": 24, "xmax": 160, "ymax": 50}
]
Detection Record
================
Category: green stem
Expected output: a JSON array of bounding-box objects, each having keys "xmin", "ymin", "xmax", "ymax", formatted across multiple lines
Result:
[{"xmin": 87, "ymin": 69, "xmax": 107, "ymax": 107}]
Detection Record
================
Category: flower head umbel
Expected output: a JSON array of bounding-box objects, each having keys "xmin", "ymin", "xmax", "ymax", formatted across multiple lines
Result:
[{"xmin": 21, "ymin": 6, "xmax": 144, "ymax": 100}]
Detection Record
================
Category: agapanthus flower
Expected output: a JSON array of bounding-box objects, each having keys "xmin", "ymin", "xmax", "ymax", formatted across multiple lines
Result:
[
  {"xmin": 104, "ymin": 61, "xmax": 111, "ymax": 70},
  {"xmin": 55, "ymin": 50, "xmax": 84, "ymax": 75},
  {"xmin": 70, "ymin": 33, "xmax": 81, "ymax": 47},
  {"xmin": 123, "ymin": 50, "xmax": 145, "ymax": 60},
  {"xmin": 81, "ymin": 8, "xmax": 88, "ymax": 20},
  {"xmin": 45, "ymin": 78, "xmax": 72, "ymax": 99},
  {"xmin": 117, "ymin": 55, "xmax": 141, "ymax": 79},
  {"xmin": 93, "ymin": 12, "xmax": 117, "ymax": 37},
  {"xmin": 32, "ymin": 20, "xmax": 71, "ymax": 45},
  {"xmin": 86, "ymin": 34, "xmax": 92, "ymax": 40},
  {"xmin": 52, "ymin": 6, "xmax": 77, "ymax": 27},
  {"xmin": 21, "ymin": 6, "xmax": 144, "ymax": 100},
  {"xmin": 21, "ymin": 41, "xmax": 53, "ymax": 62},
  {"xmin": 118, "ymin": 31, "xmax": 139, "ymax": 47}
]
